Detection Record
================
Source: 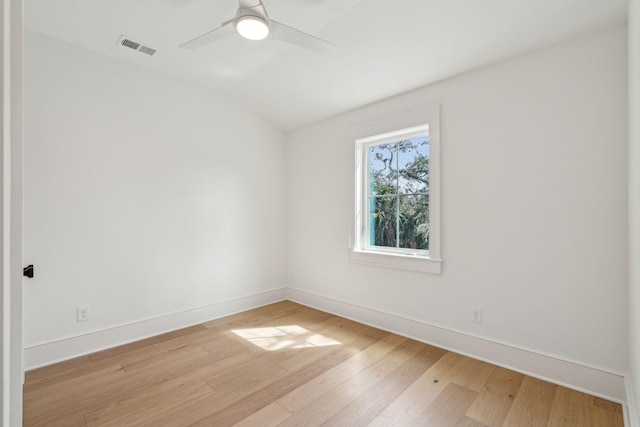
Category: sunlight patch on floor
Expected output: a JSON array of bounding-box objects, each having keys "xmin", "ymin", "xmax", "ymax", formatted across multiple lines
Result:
[{"xmin": 231, "ymin": 325, "xmax": 341, "ymax": 351}]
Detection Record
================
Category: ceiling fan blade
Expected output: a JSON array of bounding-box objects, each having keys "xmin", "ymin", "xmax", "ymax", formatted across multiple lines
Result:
[
  {"xmin": 179, "ymin": 19, "xmax": 235, "ymax": 50},
  {"xmin": 270, "ymin": 20, "xmax": 336, "ymax": 54}
]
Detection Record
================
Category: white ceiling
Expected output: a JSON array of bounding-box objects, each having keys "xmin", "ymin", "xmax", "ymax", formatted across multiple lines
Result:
[{"xmin": 25, "ymin": 0, "xmax": 627, "ymax": 131}]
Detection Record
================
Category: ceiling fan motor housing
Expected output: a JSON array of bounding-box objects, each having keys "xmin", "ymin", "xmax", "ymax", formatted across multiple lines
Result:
[{"xmin": 235, "ymin": 4, "xmax": 270, "ymax": 40}]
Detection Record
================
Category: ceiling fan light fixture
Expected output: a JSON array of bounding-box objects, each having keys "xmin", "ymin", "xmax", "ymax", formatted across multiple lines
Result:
[{"xmin": 236, "ymin": 16, "xmax": 269, "ymax": 41}]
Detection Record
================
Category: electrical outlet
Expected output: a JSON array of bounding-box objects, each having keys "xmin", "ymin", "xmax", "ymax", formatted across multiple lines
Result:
[
  {"xmin": 471, "ymin": 307, "xmax": 482, "ymax": 324},
  {"xmin": 77, "ymin": 306, "xmax": 89, "ymax": 322}
]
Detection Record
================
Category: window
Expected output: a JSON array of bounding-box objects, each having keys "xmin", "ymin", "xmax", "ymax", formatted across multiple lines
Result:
[{"xmin": 350, "ymin": 106, "xmax": 441, "ymax": 274}]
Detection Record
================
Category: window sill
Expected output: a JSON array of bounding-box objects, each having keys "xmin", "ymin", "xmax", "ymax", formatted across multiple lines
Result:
[{"xmin": 349, "ymin": 249, "xmax": 442, "ymax": 274}]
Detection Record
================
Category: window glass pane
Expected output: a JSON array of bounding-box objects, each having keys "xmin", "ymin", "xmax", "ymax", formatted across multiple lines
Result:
[
  {"xmin": 398, "ymin": 194, "xmax": 429, "ymax": 250},
  {"xmin": 398, "ymin": 137, "xmax": 429, "ymax": 195},
  {"xmin": 368, "ymin": 143, "xmax": 397, "ymax": 196},
  {"xmin": 369, "ymin": 195, "xmax": 397, "ymax": 248}
]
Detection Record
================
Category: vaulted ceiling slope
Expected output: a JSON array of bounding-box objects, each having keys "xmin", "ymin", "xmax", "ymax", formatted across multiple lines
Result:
[{"xmin": 26, "ymin": 0, "xmax": 627, "ymax": 131}]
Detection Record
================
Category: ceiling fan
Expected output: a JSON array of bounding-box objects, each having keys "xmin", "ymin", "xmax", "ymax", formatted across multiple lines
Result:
[{"xmin": 179, "ymin": 0, "xmax": 336, "ymax": 54}]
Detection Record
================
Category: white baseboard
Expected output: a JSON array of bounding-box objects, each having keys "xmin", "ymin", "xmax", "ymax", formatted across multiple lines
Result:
[
  {"xmin": 24, "ymin": 286, "xmax": 628, "ymax": 407},
  {"xmin": 286, "ymin": 287, "xmax": 626, "ymax": 403},
  {"xmin": 24, "ymin": 288, "xmax": 287, "ymax": 370},
  {"xmin": 626, "ymin": 376, "xmax": 639, "ymax": 427}
]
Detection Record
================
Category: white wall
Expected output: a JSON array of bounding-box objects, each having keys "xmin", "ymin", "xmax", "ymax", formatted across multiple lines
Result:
[
  {"xmin": 628, "ymin": 0, "xmax": 640, "ymax": 423},
  {"xmin": 23, "ymin": 32, "xmax": 287, "ymax": 364},
  {"xmin": 287, "ymin": 26, "xmax": 627, "ymax": 397}
]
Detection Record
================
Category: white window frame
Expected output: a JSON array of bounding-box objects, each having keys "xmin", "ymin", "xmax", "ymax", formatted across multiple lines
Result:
[{"xmin": 350, "ymin": 106, "xmax": 442, "ymax": 274}]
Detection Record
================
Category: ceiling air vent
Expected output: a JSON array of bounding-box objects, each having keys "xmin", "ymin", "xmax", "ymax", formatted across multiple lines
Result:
[{"xmin": 118, "ymin": 35, "xmax": 156, "ymax": 56}]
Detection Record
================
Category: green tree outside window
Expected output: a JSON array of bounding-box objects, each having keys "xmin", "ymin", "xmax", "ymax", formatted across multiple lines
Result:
[{"xmin": 368, "ymin": 137, "xmax": 429, "ymax": 250}]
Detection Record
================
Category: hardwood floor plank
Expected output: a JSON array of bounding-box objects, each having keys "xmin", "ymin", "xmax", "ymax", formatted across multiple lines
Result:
[
  {"xmin": 84, "ymin": 380, "xmax": 213, "ymax": 426},
  {"xmin": 592, "ymin": 395, "xmax": 622, "ymax": 413},
  {"xmin": 547, "ymin": 386, "xmax": 593, "ymax": 427},
  {"xmin": 277, "ymin": 343, "xmax": 423, "ymax": 427},
  {"xmin": 336, "ymin": 333, "xmax": 408, "ymax": 375},
  {"xmin": 25, "ymin": 349, "xmax": 254, "ymax": 426},
  {"xmin": 27, "ymin": 411, "xmax": 87, "ymax": 427},
  {"xmin": 100, "ymin": 391, "xmax": 220, "ymax": 427},
  {"xmin": 88, "ymin": 324, "xmax": 207, "ymax": 362},
  {"xmin": 502, "ymin": 376, "xmax": 557, "ymax": 426},
  {"xmin": 23, "ymin": 363, "xmax": 127, "ymax": 425},
  {"xmin": 226, "ymin": 305, "xmax": 335, "ymax": 339},
  {"xmin": 322, "ymin": 343, "xmax": 447, "ymax": 426},
  {"xmin": 464, "ymin": 366, "xmax": 524, "ymax": 426},
  {"xmin": 458, "ymin": 415, "xmax": 490, "ymax": 427},
  {"xmin": 448, "ymin": 355, "xmax": 496, "ymax": 392},
  {"xmin": 97, "ymin": 354, "xmax": 291, "ymax": 426},
  {"xmin": 144, "ymin": 326, "xmax": 252, "ymax": 358},
  {"xmin": 232, "ymin": 402, "xmax": 292, "ymax": 427},
  {"xmin": 415, "ymin": 383, "xmax": 478, "ymax": 426},
  {"xmin": 201, "ymin": 332, "xmax": 257, "ymax": 358},
  {"xmin": 191, "ymin": 332, "xmax": 378, "ymax": 426},
  {"xmin": 25, "ymin": 354, "xmax": 91, "ymax": 383},
  {"xmin": 590, "ymin": 399, "xmax": 624, "ymax": 427},
  {"xmin": 24, "ymin": 355, "xmax": 101, "ymax": 394},
  {"xmin": 143, "ymin": 352, "xmax": 294, "ymax": 424},
  {"xmin": 367, "ymin": 351, "xmax": 464, "ymax": 426},
  {"xmin": 82, "ymin": 351, "xmax": 257, "ymax": 426},
  {"xmin": 276, "ymin": 316, "xmax": 380, "ymax": 372},
  {"xmin": 121, "ymin": 343, "xmax": 211, "ymax": 373},
  {"xmin": 203, "ymin": 301, "xmax": 304, "ymax": 330},
  {"xmin": 26, "ymin": 325, "xmax": 219, "ymax": 395},
  {"xmin": 277, "ymin": 332, "xmax": 408, "ymax": 413},
  {"xmin": 278, "ymin": 383, "xmax": 367, "ymax": 427},
  {"xmin": 277, "ymin": 364, "xmax": 353, "ymax": 412},
  {"xmin": 27, "ymin": 326, "xmax": 210, "ymax": 392}
]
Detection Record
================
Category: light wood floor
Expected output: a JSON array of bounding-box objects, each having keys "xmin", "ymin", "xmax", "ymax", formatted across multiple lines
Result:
[{"xmin": 24, "ymin": 301, "xmax": 623, "ymax": 426}]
